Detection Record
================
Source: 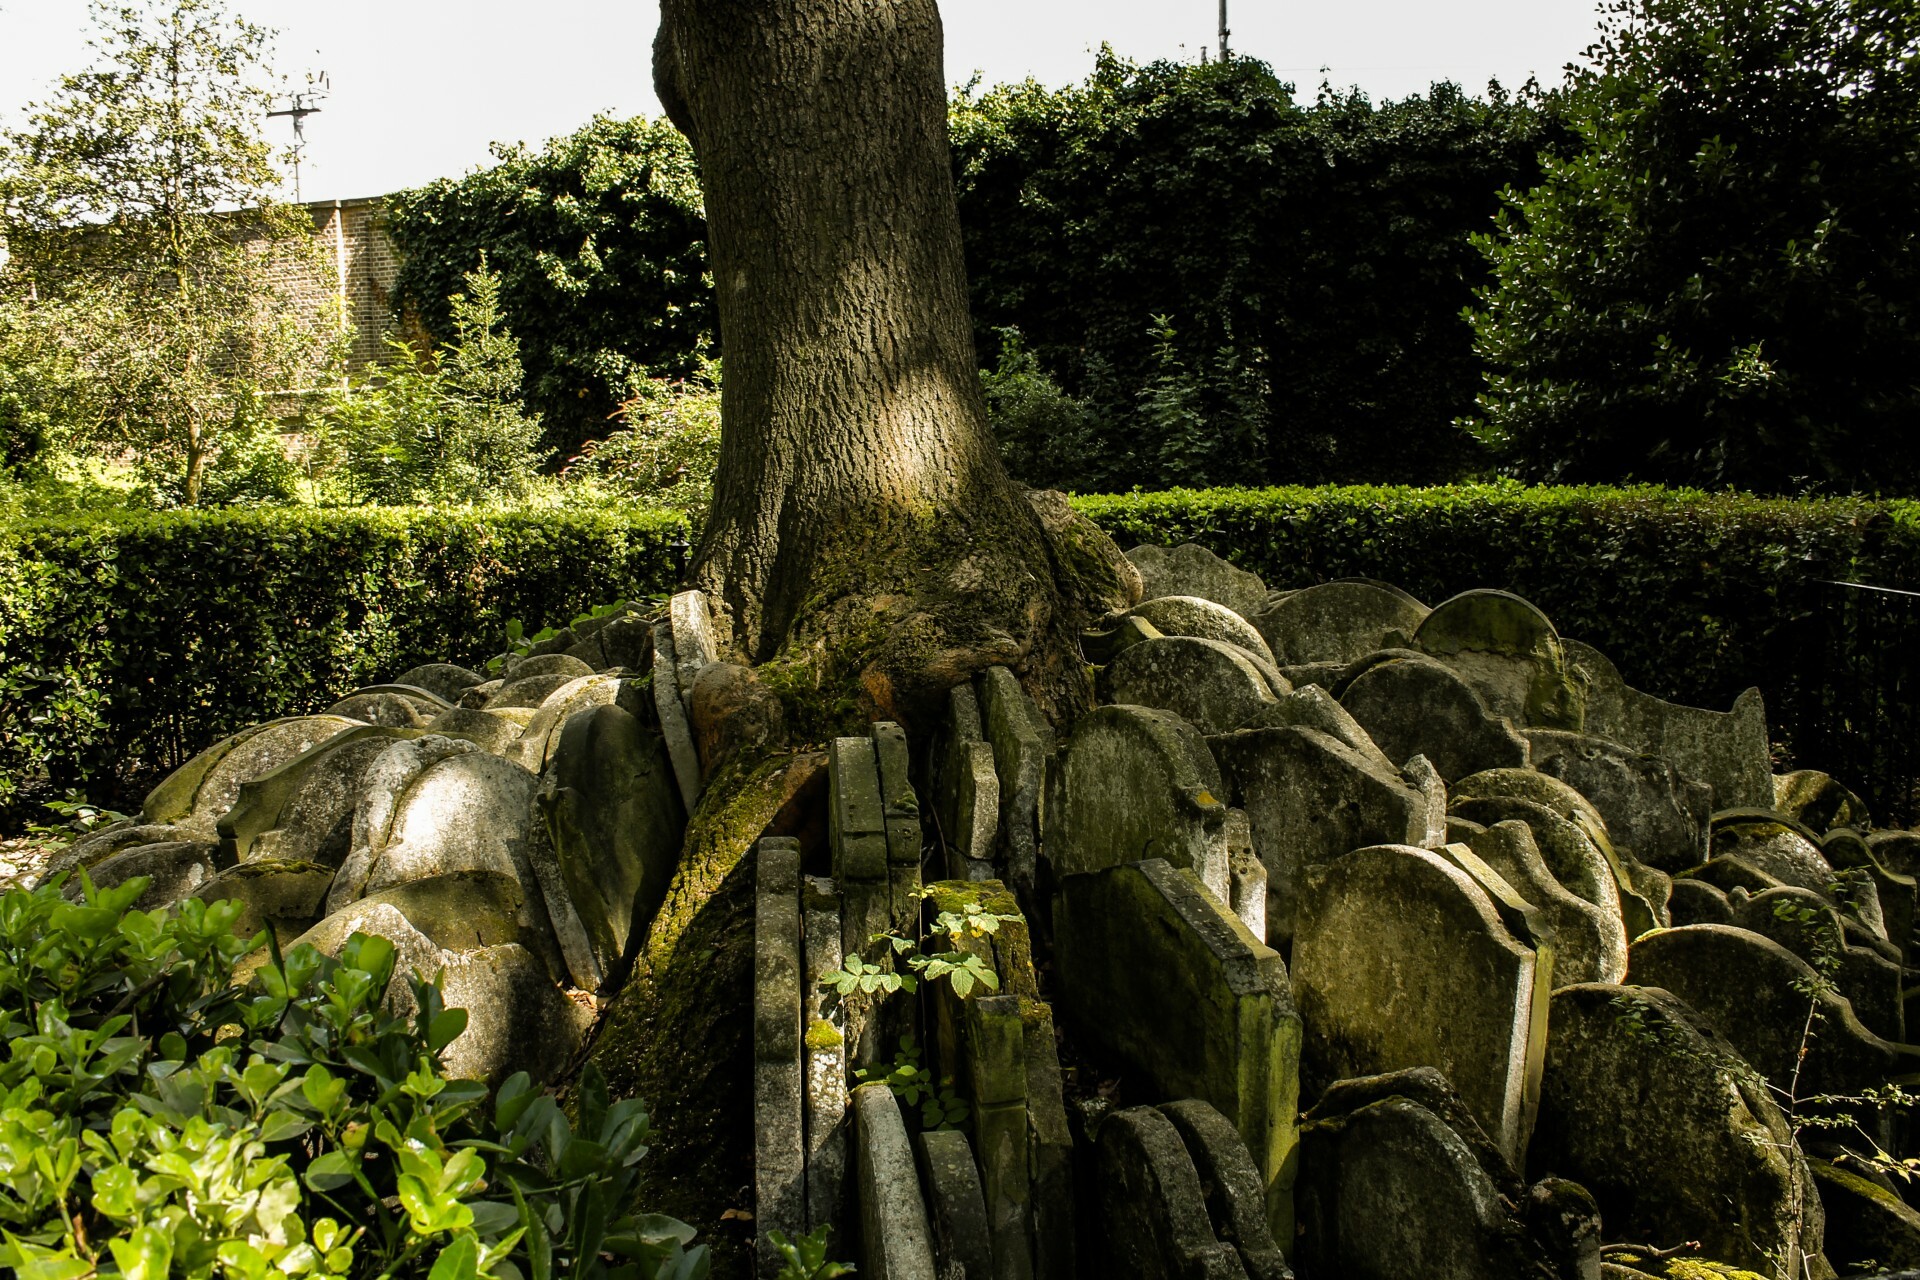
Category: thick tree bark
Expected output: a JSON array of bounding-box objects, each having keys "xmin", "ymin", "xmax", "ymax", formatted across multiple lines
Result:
[{"xmin": 654, "ymin": 0, "xmax": 1116, "ymax": 727}]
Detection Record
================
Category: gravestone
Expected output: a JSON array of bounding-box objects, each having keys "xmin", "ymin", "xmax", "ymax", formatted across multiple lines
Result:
[
  {"xmin": 1465, "ymin": 819, "xmax": 1627, "ymax": 985},
  {"xmin": 802, "ymin": 875, "xmax": 848, "ymax": 1235},
  {"xmin": 1291, "ymin": 844, "xmax": 1547, "ymax": 1164},
  {"xmin": 1525, "ymin": 729, "xmax": 1709, "ymax": 871},
  {"xmin": 325, "ymin": 691, "xmax": 427, "ymax": 728},
  {"xmin": 1534, "ymin": 984, "xmax": 1827, "ymax": 1277},
  {"xmin": 393, "ymin": 662, "xmax": 486, "ymax": 702},
  {"xmin": 1099, "ymin": 635, "xmax": 1283, "ymax": 736},
  {"xmin": 1157, "ymin": 1101, "xmax": 1291, "ymax": 1280},
  {"xmin": 1730, "ymin": 886, "xmax": 1905, "ymax": 1041},
  {"xmin": 1126, "ymin": 543, "xmax": 1268, "ymax": 620},
  {"xmin": 1054, "ymin": 859, "xmax": 1300, "ymax": 1240},
  {"xmin": 1412, "ymin": 589, "xmax": 1584, "ymax": 732},
  {"xmin": 218, "ymin": 724, "xmax": 423, "ymax": 865},
  {"xmin": 1211, "ymin": 724, "xmax": 1432, "ymax": 946},
  {"xmin": 651, "ymin": 621, "xmax": 704, "ymax": 811},
  {"xmin": 977, "ymin": 667, "xmax": 1055, "ymax": 900},
  {"xmin": 1127, "ymin": 595, "xmax": 1279, "ymax": 667},
  {"xmin": 934, "ymin": 682, "xmax": 1000, "ymax": 880},
  {"xmin": 1090, "ymin": 1106, "xmax": 1251, "ymax": 1280},
  {"xmin": 1249, "ymin": 578, "xmax": 1428, "ymax": 667},
  {"xmin": 755, "ymin": 838, "xmax": 806, "ymax": 1277},
  {"xmin": 915, "ymin": 1128, "xmax": 995, "ymax": 1280},
  {"xmin": 143, "ymin": 715, "xmax": 360, "ymax": 831},
  {"xmin": 853, "ymin": 1083, "xmax": 939, "ymax": 1280},
  {"xmin": 1339, "ymin": 656, "xmax": 1529, "ymax": 783}
]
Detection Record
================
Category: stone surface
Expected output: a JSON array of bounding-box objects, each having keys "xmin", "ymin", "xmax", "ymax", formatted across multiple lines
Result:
[
  {"xmin": 915, "ymin": 1128, "xmax": 995, "ymax": 1280},
  {"xmin": 872, "ymin": 720, "xmax": 921, "ymax": 869},
  {"xmin": 1667, "ymin": 876, "xmax": 1735, "ymax": 925},
  {"xmin": 1292, "ymin": 844, "xmax": 1547, "ymax": 1164},
  {"xmin": 1026, "ymin": 486, "xmax": 1143, "ymax": 614},
  {"xmin": 358, "ymin": 750, "xmax": 541, "ymax": 899},
  {"xmin": 219, "ymin": 725, "xmax": 422, "ymax": 866},
  {"xmin": 1235, "ymin": 684, "xmax": 1390, "ymax": 767},
  {"xmin": 506, "ymin": 672, "xmax": 648, "ymax": 774},
  {"xmin": 690, "ymin": 662, "xmax": 787, "ymax": 781},
  {"xmin": 325, "ymin": 691, "xmax": 428, "ymax": 728},
  {"xmin": 1046, "ymin": 705, "xmax": 1228, "ymax": 885},
  {"xmin": 1730, "ymin": 885, "xmax": 1905, "ymax": 1041},
  {"xmin": 1296, "ymin": 1094, "xmax": 1544, "ymax": 1280},
  {"xmin": 144, "ymin": 716, "xmax": 360, "ymax": 831},
  {"xmin": 934, "ymin": 683, "xmax": 999, "ymax": 880},
  {"xmin": 966, "ymin": 994, "xmax": 1034, "ymax": 1280},
  {"xmin": 485, "ymin": 673, "xmax": 580, "ymax": 710},
  {"xmin": 1054, "ymin": 859, "xmax": 1300, "ymax": 1238},
  {"xmin": 508, "ymin": 652, "xmax": 595, "ymax": 683},
  {"xmin": 1562, "ymin": 638, "xmax": 1772, "ymax": 809},
  {"xmin": 44, "ymin": 821, "xmax": 190, "ymax": 881},
  {"xmin": 1447, "ymin": 791, "xmax": 1658, "ymax": 940},
  {"xmin": 437, "ymin": 942, "xmax": 589, "ymax": 1086},
  {"xmin": 669, "ymin": 589, "xmax": 720, "ymax": 700},
  {"xmin": 326, "ymin": 734, "xmax": 479, "ymax": 911},
  {"xmin": 1412, "ymin": 589, "xmax": 1584, "ymax": 732},
  {"xmin": 536, "ymin": 705, "xmax": 686, "ymax": 986},
  {"xmin": 755, "ymin": 838, "xmax": 806, "ymax": 1277},
  {"xmin": 392, "ymin": 663, "xmax": 487, "ymax": 702},
  {"xmin": 802, "ymin": 875, "xmax": 848, "ymax": 1235},
  {"xmin": 73, "ymin": 839, "xmax": 220, "ymax": 909},
  {"xmin": 1126, "ymin": 543, "xmax": 1269, "ymax": 621},
  {"xmin": 1533, "ymin": 984, "xmax": 1828, "ymax": 1277},
  {"xmin": 1775, "ymin": 769, "xmax": 1872, "ymax": 832},
  {"xmin": 1712, "ymin": 816, "xmax": 1838, "ymax": 894},
  {"xmin": 1127, "ymin": 596, "xmax": 1279, "ymax": 667},
  {"xmin": 1223, "ymin": 809, "xmax": 1266, "ymax": 939},
  {"xmin": 1099, "ymin": 635, "xmax": 1283, "ymax": 735},
  {"xmin": 595, "ymin": 614, "xmax": 655, "ymax": 673},
  {"xmin": 1249, "ymin": 578, "xmax": 1428, "ymax": 668},
  {"xmin": 853, "ymin": 1083, "xmax": 939, "ymax": 1280},
  {"xmin": 191, "ymin": 858, "xmax": 334, "ymax": 944},
  {"xmin": 1157, "ymin": 1100, "xmax": 1291, "ymax": 1280},
  {"xmin": 1339, "ymin": 656, "xmax": 1529, "ymax": 783},
  {"xmin": 1525, "ymin": 729, "xmax": 1709, "ymax": 871},
  {"xmin": 1627, "ymin": 923, "xmax": 1912, "ymax": 1096},
  {"xmin": 1210, "ymin": 724, "xmax": 1431, "ymax": 947},
  {"xmin": 457, "ymin": 680, "xmax": 503, "ymax": 709},
  {"xmin": 1401, "ymin": 754, "xmax": 1449, "ymax": 850},
  {"xmin": 1091, "ymin": 1105, "xmax": 1250, "ymax": 1279},
  {"xmin": 1465, "ymin": 819, "xmax": 1627, "ymax": 985},
  {"xmin": 1810, "ymin": 1158, "xmax": 1920, "ymax": 1273},
  {"xmin": 977, "ymin": 667, "xmax": 1054, "ymax": 900},
  {"xmin": 424, "ymin": 706, "xmax": 525, "ymax": 756},
  {"xmin": 651, "ymin": 621, "xmax": 704, "ymax": 811}
]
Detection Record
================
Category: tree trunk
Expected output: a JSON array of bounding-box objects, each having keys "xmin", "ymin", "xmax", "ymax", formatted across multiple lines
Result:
[{"xmin": 654, "ymin": 0, "xmax": 1120, "ymax": 729}]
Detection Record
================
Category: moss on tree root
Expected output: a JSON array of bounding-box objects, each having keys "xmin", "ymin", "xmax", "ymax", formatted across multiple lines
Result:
[{"xmin": 588, "ymin": 749, "xmax": 813, "ymax": 1271}]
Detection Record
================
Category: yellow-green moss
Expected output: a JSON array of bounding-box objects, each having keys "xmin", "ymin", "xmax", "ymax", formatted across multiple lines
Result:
[{"xmin": 805, "ymin": 1018, "xmax": 843, "ymax": 1051}]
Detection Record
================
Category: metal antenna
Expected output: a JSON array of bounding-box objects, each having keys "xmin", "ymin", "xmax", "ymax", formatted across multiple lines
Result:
[
  {"xmin": 1219, "ymin": 0, "xmax": 1231, "ymax": 60},
  {"xmin": 268, "ymin": 70, "xmax": 329, "ymax": 202}
]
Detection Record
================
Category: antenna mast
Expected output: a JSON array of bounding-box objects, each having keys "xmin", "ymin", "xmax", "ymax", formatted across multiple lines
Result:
[
  {"xmin": 268, "ymin": 71, "xmax": 329, "ymax": 202},
  {"xmin": 1219, "ymin": 0, "xmax": 1230, "ymax": 59}
]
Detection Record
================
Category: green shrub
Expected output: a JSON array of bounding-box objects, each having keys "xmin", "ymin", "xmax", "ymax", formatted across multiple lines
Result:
[
  {"xmin": 0, "ymin": 871, "xmax": 707, "ymax": 1279},
  {"xmin": 558, "ymin": 365, "xmax": 721, "ymax": 518},
  {"xmin": 0, "ymin": 506, "xmax": 686, "ymax": 821}
]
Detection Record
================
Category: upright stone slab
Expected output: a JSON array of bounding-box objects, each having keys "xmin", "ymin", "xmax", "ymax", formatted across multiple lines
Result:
[
  {"xmin": 872, "ymin": 721, "xmax": 921, "ymax": 870},
  {"xmin": 1447, "ymin": 790, "xmax": 1656, "ymax": 939},
  {"xmin": 1125, "ymin": 543, "xmax": 1269, "ymax": 621},
  {"xmin": 392, "ymin": 662, "xmax": 486, "ymax": 702},
  {"xmin": 1775, "ymin": 769, "xmax": 1872, "ymax": 832},
  {"xmin": 1534, "ymin": 984, "xmax": 1826, "ymax": 1276},
  {"xmin": 755, "ymin": 839, "xmax": 805, "ymax": 1278},
  {"xmin": 1525, "ymin": 729, "xmax": 1709, "ymax": 871},
  {"xmin": 1465, "ymin": 819, "xmax": 1627, "ymax": 985},
  {"xmin": 1098, "ymin": 635, "xmax": 1283, "ymax": 735},
  {"xmin": 356, "ymin": 750, "xmax": 542, "ymax": 901},
  {"xmin": 1562, "ymin": 637, "xmax": 1773, "ymax": 809},
  {"xmin": 1127, "ymin": 596, "xmax": 1279, "ymax": 667},
  {"xmin": 144, "ymin": 715, "xmax": 360, "ymax": 831},
  {"xmin": 967, "ymin": 994, "xmax": 1034, "ymax": 1280},
  {"xmin": 669, "ymin": 589, "xmax": 719, "ymax": 698},
  {"xmin": 1045, "ymin": 704, "xmax": 1228, "ymax": 892},
  {"xmin": 1054, "ymin": 859, "xmax": 1300, "ymax": 1240},
  {"xmin": 218, "ymin": 724, "xmax": 423, "ymax": 865},
  {"xmin": 1339, "ymin": 656, "xmax": 1529, "ymax": 783},
  {"xmin": 1210, "ymin": 724, "xmax": 1431, "ymax": 947},
  {"xmin": 1249, "ymin": 578, "xmax": 1429, "ymax": 667},
  {"xmin": 934, "ymin": 683, "xmax": 999, "ymax": 880},
  {"xmin": 507, "ymin": 672, "xmax": 648, "ymax": 774},
  {"xmin": 802, "ymin": 875, "xmax": 849, "ymax": 1234},
  {"xmin": 1731, "ymin": 885, "xmax": 1905, "ymax": 1041},
  {"xmin": 976, "ymin": 667, "xmax": 1054, "ymax": 900},
  {"xmin": 1157, "ymin": 1101, "xmax": 1291, "ymax": 1280},
  {"xmin": 325, "ymin": 691, "xmax": 428, "ymax": 728},
  {"xmin": 1223, "ymin": 809, "xmax": 1267, "ymax": 942},
  {"xmin": 853, "ymin": 1084, "xmax": 939, "ymax": 1280},
  {"xmin": 1291, "ymin": 844, "xmax": 1547, "ymax": 1165},
  {"xmin": 1022, "ymin": 999, "xmax": 1076, "ymax": 1280},
  {"xmin": 1412, "ymin": 590, "xmax": 1584, "ymax": 732},
  {"xmin": 1236, "ymin": 683, "xmax": 1391, "ymax": 767},
  {"xmin": 536, "ymin": 704, "xmax": 686, "ymax": 988},
  {"xmin": 651, "ymin": 622, "xmax": 704, "ymax": 812},
  {"xmin": 1092, "ymin": 1106, "xmax": 1251, "ymax": 1280},
  {"xmin": 914, "ymin": 1129, "xmax": 995, "ymax": 1280},
  {"xmin": 1711, "ymin": 815, "xmax": 1837, "ymax": 894},
  {"xmin": 831, "ymin": 734, "xmax": 900, "ymax": 1067}
]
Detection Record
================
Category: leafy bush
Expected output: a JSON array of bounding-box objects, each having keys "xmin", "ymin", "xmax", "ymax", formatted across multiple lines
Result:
[
  {"xmin": 0, "ymin": 871, "xmax": 706, "ymax": 1279},
  {"xmin": 559, "ymin": 365, "xmax": 721, "ymax": 517},
  {"xmin": 318, "ymin": 261, "xmax": 547, "ymax": 506},
  {"xmin": 0, "ymin": 506, "xmax": 686, "ymax": 822}
]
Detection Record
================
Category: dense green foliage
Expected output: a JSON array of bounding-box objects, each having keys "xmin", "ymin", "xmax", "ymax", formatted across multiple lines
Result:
[
  {"xmin": 316, "ymin": 262, "xmax": 547, "ymax": 506},
  {"xmin": 0, "ymin": 506, "xmax": 688, "ymax": 821},
  {"xmin": 1467, "ymin": 0, "xmax": 1920, "ymax": 492},
  {"xmin": 950, "ymin": 55, "xmax": 1569, "ymax": 490},
  {"xmin": 385, "ymin": 117, "xmax": 710, "ymax": 460},
  {"xmin": 0, "ymin": 0, "xmax": 339, "ymax": 506},
  {"xmin": 0, "ymin": 872, "xmax": 707, "ymax": 1278},
  {"xmin": 556, "ymin": 364, "xmax": 722, "ymax": 518}
]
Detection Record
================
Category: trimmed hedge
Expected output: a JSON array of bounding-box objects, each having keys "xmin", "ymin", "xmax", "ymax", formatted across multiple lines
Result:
[
  {"xmin": 7, "ymin": 484, "xmax": 1920, "ymax": 824},
  {"xmin": 0, "ymin": 506, "xmax": 688, "ymax": 820}
]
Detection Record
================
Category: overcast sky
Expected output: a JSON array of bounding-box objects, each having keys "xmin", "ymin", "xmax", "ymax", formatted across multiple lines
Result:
[{"xmin": 0, "ymin": 0, "xmax": 1605, "ymax": 202}]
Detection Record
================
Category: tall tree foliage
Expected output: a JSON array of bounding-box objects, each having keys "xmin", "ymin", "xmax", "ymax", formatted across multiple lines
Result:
[
  {"xmin": 1467, "ymin": 0, "xmax": 1920, "ymax": 492},
  {"xmin": 385, "ymin": 116, "xmax": 710, "ymax": 460},
  {"xmin": 0, "ymin": 0, "xmax": 337, "ymax": 505}
]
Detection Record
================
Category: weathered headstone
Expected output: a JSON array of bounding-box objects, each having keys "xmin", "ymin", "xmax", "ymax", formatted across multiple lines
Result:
[
  {"xmin": 1126, "ymin": 543, "xmax": 1268, "ymax": 621},
  {"xmin": 1053, "ymin": 859, "xmax": 1300, "ymax": 1240},
  {"xmin": 802, "ymin": 875, "xmax": 848, "ymax": 1235},
  {"xmin": 392, "ymin": 662, "xmax": 486, "ymax": 702},
  {"xmin": 1045, "ymin": 704, "xmax": 1229, "ymax": 891},
  {"xmin": 1127, "ymin": 595, "xmax": 1279, "ymax": 667},
  {"xmin": 1249, "ymin": 578, "xmax": 1428, "ymax": 668},
  {"xmin": 1525, "ymin": 729, "xmax": 1709, "ymax": 871},
  {"xmin": 1774, "ymin": 769, "xmax": 1872, "ymax": 833},
  {"xmin": 73, "ymin": 839, "xmax": 221, "ymax": 909},
  {"xmin": 1099, "ymin": 635, "xmax": 1283, "ymax": 735},
  {"xmin": 1412, "ymin": 589, "xmax": 1584, "ymax": 732},
  {"xmin": 424, "ymin": 706, "xmax": 524, "ymax": 756},
  {"xmin": 1235, "ymin": 683, "xmax": 1391, "ymax": 767},
  {"xmin": 507, "ymin": 672, "xmax": 648, "ymax": 774},
  {"xmin": 853, "ymin": 1083, "xmax": 939, "ymax": 1280},
  {"xmin": 143, "ymin": 715, "xmax": 360, "ymax": 831},
  {"xmin": 1157, "ymin": 1100, "xmax": 1291, "ymax": 1280},
  {"xmin": 357, "ymin": 751, "xmax": 541, "ymax": 899},
  {"xmin": 652, "ymin": 621, "xmax": 704, "ymax": 811},
  {"xmin": 669, "ymin": 589, "xmax": 720, "ymax": 698},
  {"xmin": 1464, "ymin": 819, "xmax": 1627, "ymax": 985},
  {"xmin": 1291, "ymin": 844, "xmax": 1547, "ymax": 1164},
  {"xmin": 1730, "ymin": 885, "xmax": 1905, "ymax": 1041},
  {"xmin": 755, "ymin": 838, "xmax": 806, "ymax": 1278},
  {"xmin": 967, "ymin": 994, "xmax": 1034, "ymax": 1280},
  {"xmin": 915, "ymin": 1128, "xmax": 995, "ymax": 1280},
  {"xmin": 437, "ymin": 942, "xmax": 591, "ymax": 1086},
  {"xmin": 1711, "ymin": 815, "xmax": 1837, "ymax": 895},
  {"xmin": 1534, "ymin": 984, "xmax": 1827, "ymax": 1277},
  {"xmin": 1090, "ymin": 1106, "xmax": 1251, "ymax": 1280},
  {"xmin": 976, "ymin": 667, "xmax": 1054, "ymax": 901},
  {"xmin": 326, "ymin": 691, "xmax": 428, "ymax": 728},
  {"xmin": 1809, "ymin": 1158, "xmax": 1920, "ymax": 1273},
  {"xmin": 191, "ymin": 858, "xmax": 334, "ymax": 945},
  {"xmin": 486, "ymin": 673, "xmax": 580, "ymax": 710},
  {"xmin": 1339, "ymin": 656, "xmax": 1529, "ymax": 783},
  {"xmin": 218, "ymin": 725, "xmax": 422, "ymax": 865},
  {"xmin": 1211, "ymin": 724, "xmax": 1432, "ymax": 946},
  {"xmin": 934, "ymin": 683, "xmax": 999, "ymax": 880}
]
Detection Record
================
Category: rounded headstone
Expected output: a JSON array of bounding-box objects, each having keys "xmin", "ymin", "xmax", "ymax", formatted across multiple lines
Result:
[
  {"xmin": 1127, "ymin": 596, "xmax": 1278, "ymax": 667},
  {"xmin": 1251, "ymin": 579, "xmax": 1429, "ymax": 667},
  {"xmin": 1125, "ymin": 543, "xmax": 1268, "ymax": 621},
  {"xmin": 1099, "ymin": 634, "xmax": 1283, "ymax": 736}
]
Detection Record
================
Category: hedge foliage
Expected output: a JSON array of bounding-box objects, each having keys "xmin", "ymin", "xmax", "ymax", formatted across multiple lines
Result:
[
  {"xmin": 9, "ymin": 485, "xmax": 1920, "ymax": 823},
  {"xmin": 0, "ymin": 506, "xmax": 688, "ymax": 821}
]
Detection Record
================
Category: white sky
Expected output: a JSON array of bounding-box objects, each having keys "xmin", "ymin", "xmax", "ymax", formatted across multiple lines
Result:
[{"xmin": 0, "ymin": 1, "xmax": 1605, "ymax": 202}]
